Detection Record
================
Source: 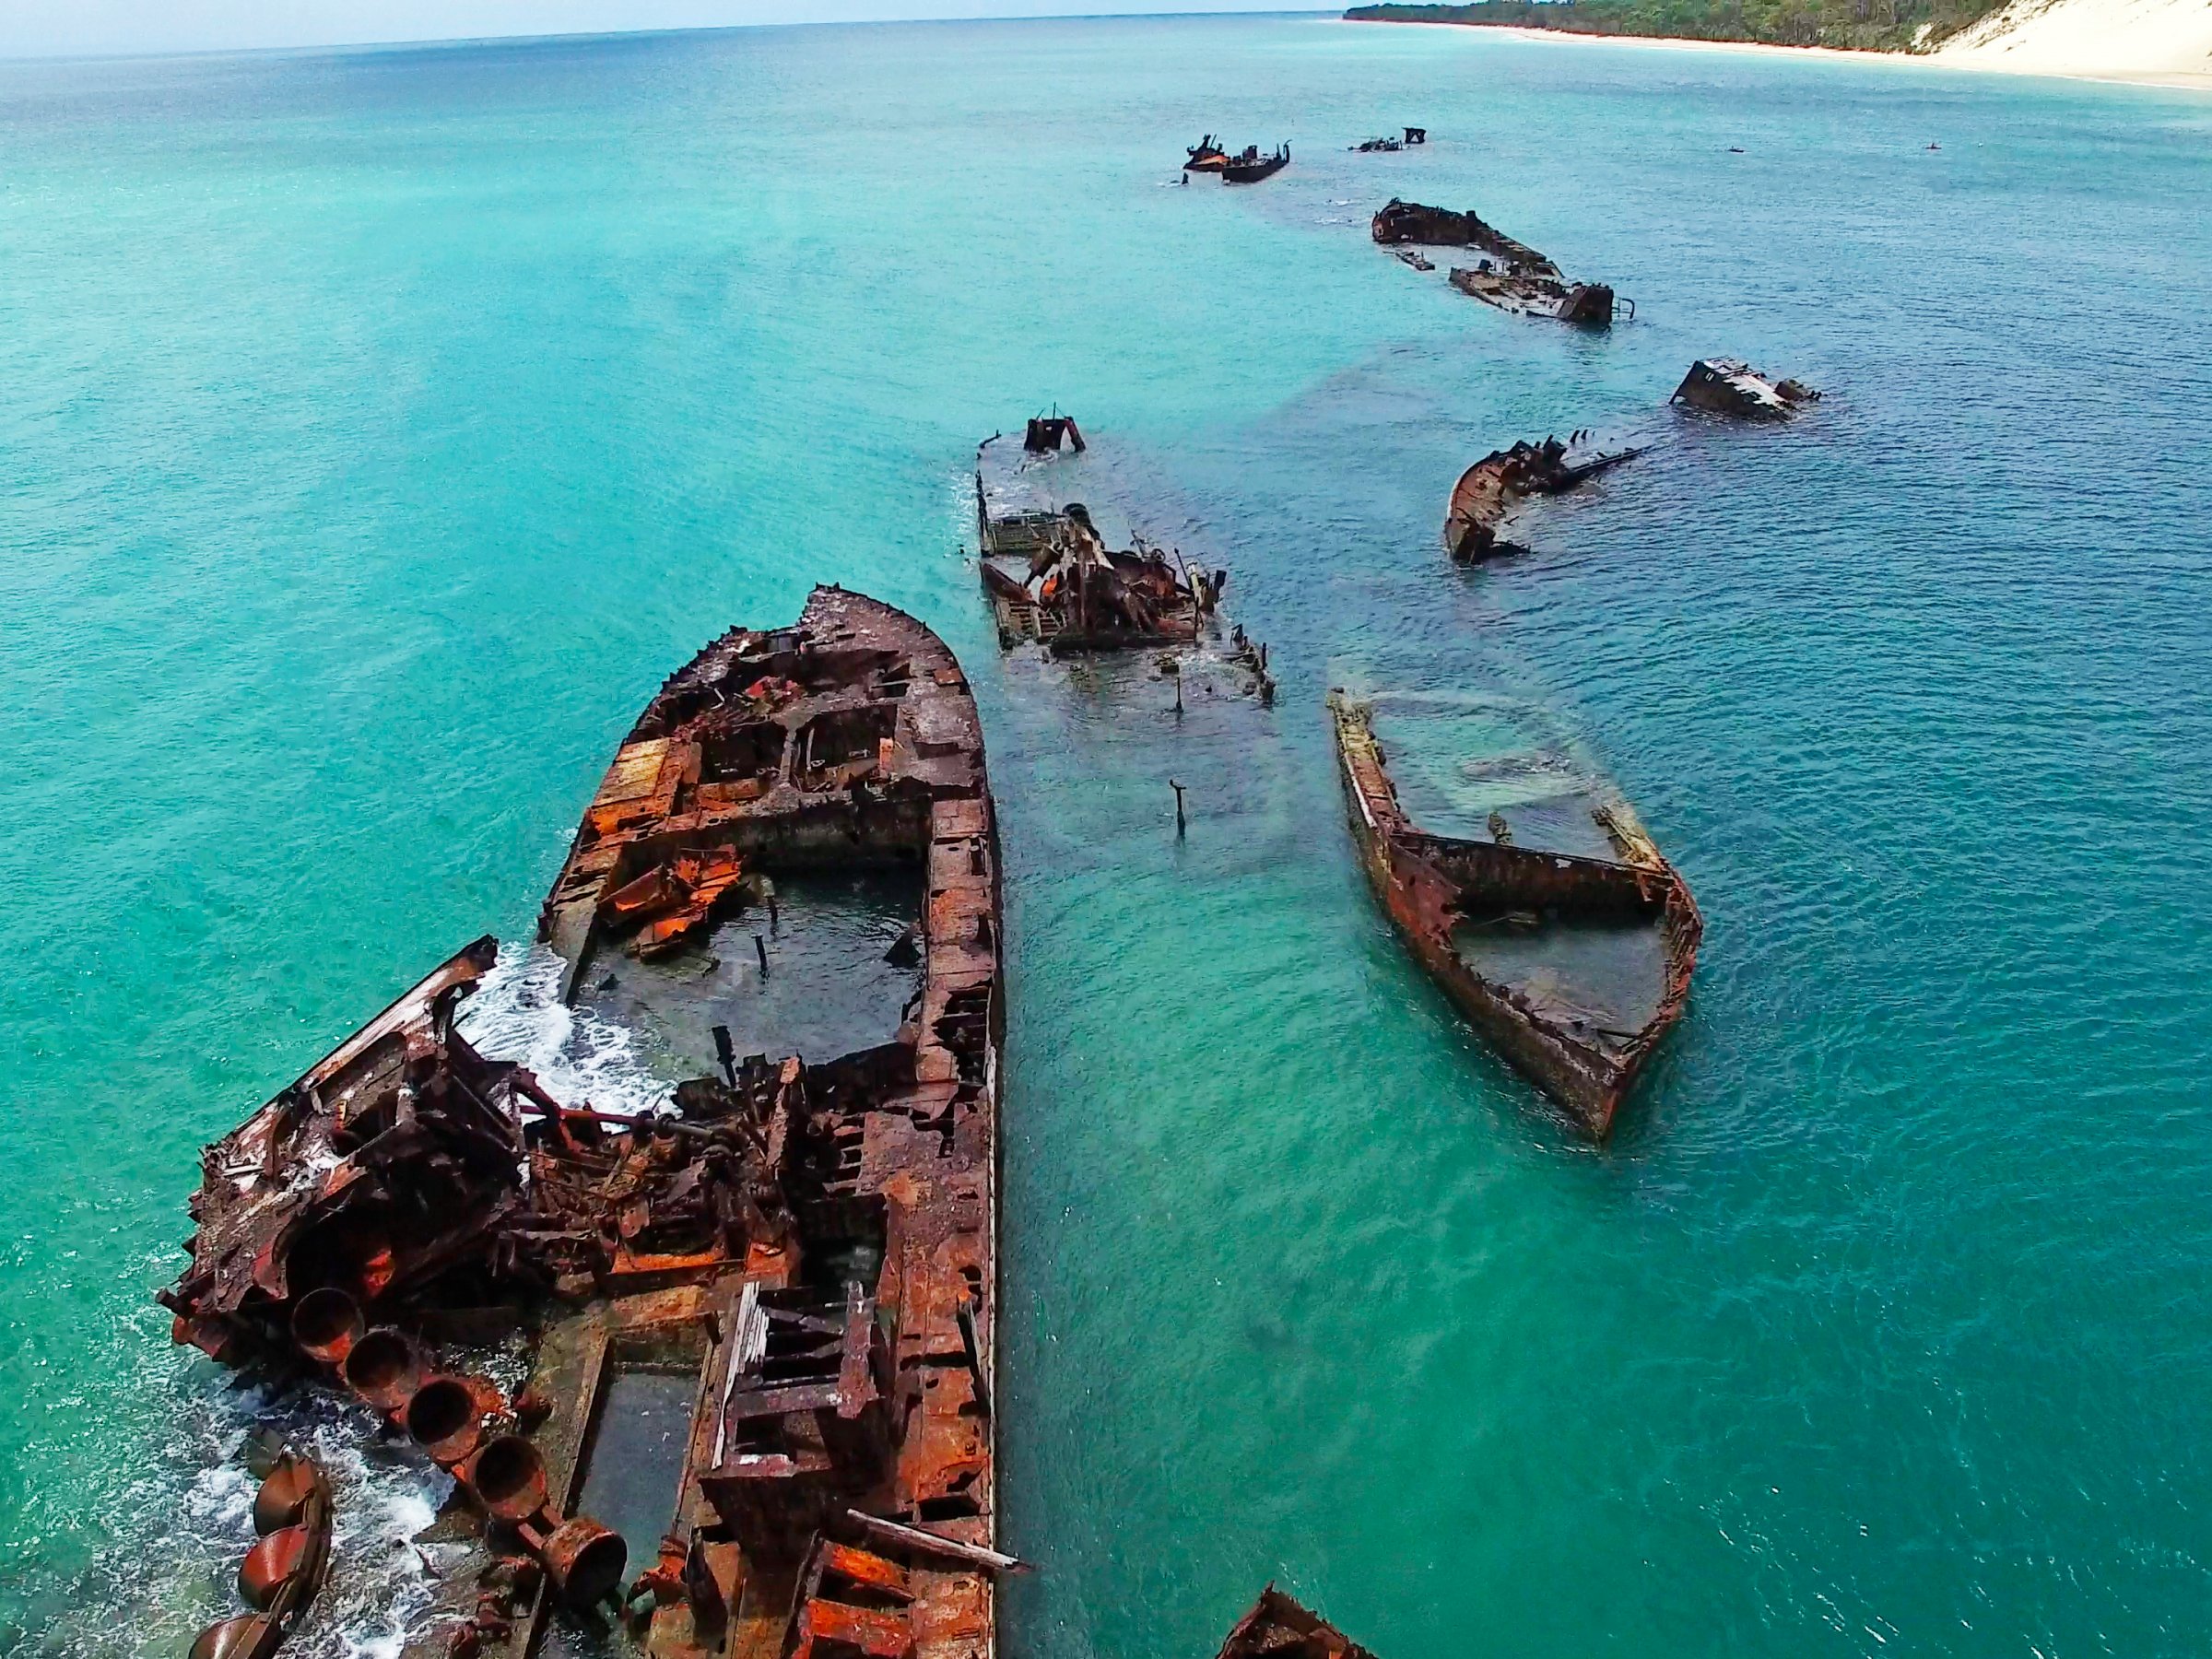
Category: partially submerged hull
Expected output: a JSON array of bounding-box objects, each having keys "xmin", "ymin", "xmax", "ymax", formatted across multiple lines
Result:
[
  {"xmin": 1673, "ymin": 357, "xmax": 1820, "ymax": 418},
  {"xmin": 1443, "ymin": 436, "xmax": 1641, "ymax": 563},
  {"xmin": 165, "ymin": 587, "xmax": 1006, "ymax": 1659},
  {"xmin": 1328, "ymin": 693, "xmax": 1700, "ymax": 1136},
  {"xmin": 973, "ymin": 423, "xmax": 1225, "ymax": 653},
  {"xmin": 1222, "ymin": 145, "xmax": 1289, "ymax": 182},
  {"xmin": 1215, "ymin": 1586, "xmax": 1379, "ymax": 1659},
  {"xmin": 1374, "ymin": 198, "xmax": 1628, "ymax": 327}
]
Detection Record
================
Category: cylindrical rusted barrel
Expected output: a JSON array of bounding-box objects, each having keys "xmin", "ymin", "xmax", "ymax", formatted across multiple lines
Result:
[
  {"xmin": 465, "ymin": 1434, "xmax": 549, "ymax": 1524},
  {"xmin": 540, "ymin": 1516, "xmax": 628, "ymax": 1610},
  {"xmin": 406, "ymin": 1375, "xmax": 490, "ymax": 1468},
  {"xmin": 341, "ymin": 1326, "xmax": 422, "ymax": 1413},
  {"xmin": 289, "ymin": 1287, "xmax": 362, "ymax": 1367}
]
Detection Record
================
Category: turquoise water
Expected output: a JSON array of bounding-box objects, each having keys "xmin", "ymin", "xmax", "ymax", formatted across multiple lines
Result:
[{"xmin": 4, "ymin": 15, "xmax": 2211, "ymax": 1656}]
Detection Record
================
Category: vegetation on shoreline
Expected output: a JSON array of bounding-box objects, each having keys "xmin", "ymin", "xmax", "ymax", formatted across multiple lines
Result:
[{"xmin": 1342, "ymin": 0, "xmax": 2007, "ymax": 53}]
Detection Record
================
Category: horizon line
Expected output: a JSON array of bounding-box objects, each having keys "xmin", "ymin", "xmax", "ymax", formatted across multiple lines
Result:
[{"xmin": 0, "ymin": 4, "xmax": 1344, "ymax": 67}]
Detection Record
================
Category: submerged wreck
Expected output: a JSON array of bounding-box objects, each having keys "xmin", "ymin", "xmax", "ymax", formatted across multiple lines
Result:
[
  {"xmin": 1214, "ymin": 1588, "xmax": 1376, "ymax": 1659},
  {"xmin": 1222, "ymin": 144, "xmax": 1290, "ymax": 183},
  {"xmin": 1443, "ymin": 435, "xmax": 1641, "ymax": 563},
  {"xmin": 1371, "ymin": 198, "xmax": 1627, "ymax": 327},
  {"xmin": 1672, "ymin": 358, "xmax": 1820, "ymax": 418},
  {"xmin": 164, "ymin": 587, "xmax": 1007, "ymax": 1659},
  {"xmin": 974, "ymin": 421, "xmax": 1227, "ymax": 654},
  {"xmin": 1327, "ymin": 694, "xmax": 1700, "ymax": 1136}
]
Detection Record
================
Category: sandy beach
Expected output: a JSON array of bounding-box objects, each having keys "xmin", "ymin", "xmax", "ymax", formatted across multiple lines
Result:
[{"xmin": 1347, "ymin": 12, "xmax": 2212, "ymax": 91}]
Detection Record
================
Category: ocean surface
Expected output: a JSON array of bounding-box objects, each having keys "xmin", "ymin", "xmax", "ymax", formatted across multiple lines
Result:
[{"xmin": 3, "ymin": 15, "xmax": 2210, "ymax": 1657}]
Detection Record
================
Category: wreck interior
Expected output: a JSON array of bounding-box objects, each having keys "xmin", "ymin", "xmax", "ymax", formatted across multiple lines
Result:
[
  {"xmin": 166, "ymin": 590, "xmax": 1007, "ymax": 1659},
  {"xmin": 973, "ymin": 424, "xmax": 1222, "ymax": 653},
  {"xmin": 1330, "ymin": 693, "xmax": 1701, "ymax": 1135},
  {"xmin": 575, "ymin": 865, "xmax": 927, "ymax": 1083}
]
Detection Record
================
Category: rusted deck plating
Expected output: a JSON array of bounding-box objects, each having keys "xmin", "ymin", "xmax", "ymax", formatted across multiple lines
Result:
[
  {"xmin": 1371, "ymin": 198, "xmax": 1627, "ymax": 328},
  {"xmin": 165, "ymin": 587, "xmax": 1006, "ymax": 1659},
  {"xmin": 1443, "ymin": 436, "xmax": 1641, "ymax": 564},
  {"xmin": 1327, "ymin": 693, "xmax": 1700, "ymax": 1137}
]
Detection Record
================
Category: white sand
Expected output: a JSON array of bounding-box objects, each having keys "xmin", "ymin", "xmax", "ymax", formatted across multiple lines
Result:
[
  {"xmin": 1936, "ymin": 0, "xmax": 2212, "ymax": 87},
  {"xmin": 1350, "ymin": 12, "xmax": 2212, "ymax": 90}
]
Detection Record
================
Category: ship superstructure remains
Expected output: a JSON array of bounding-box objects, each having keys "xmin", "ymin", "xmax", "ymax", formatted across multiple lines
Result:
[{"xmin": 165, "ymin": 587, "xmax": 1007, "ymax": 1659}]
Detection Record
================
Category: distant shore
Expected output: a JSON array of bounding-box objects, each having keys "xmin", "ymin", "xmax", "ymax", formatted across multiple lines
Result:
[{"xmin": 1340, "ymin": 6, "xmax": 2212, "ymax": 91}]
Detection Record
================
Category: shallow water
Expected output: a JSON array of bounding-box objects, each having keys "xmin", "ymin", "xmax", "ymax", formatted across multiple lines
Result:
[{"xmin": 3, "ymin": 16, "xmax": 2210, "ymax": 1659}]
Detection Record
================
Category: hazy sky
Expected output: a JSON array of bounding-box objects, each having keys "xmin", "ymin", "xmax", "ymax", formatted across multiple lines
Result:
[{"xmin": 1, "ymin": 0, "xmax": 1307, "ymax": 59}]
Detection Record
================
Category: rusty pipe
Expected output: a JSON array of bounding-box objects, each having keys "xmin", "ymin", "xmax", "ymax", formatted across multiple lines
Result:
[
  {"xmin": 406, "ymin": 1374, "xmax": 503, "ymax": 1469},
  {"xmin": 341, "ymin": 1326, "xmax": 423, "ymax": 1414},
  {"xmin": 288, "ymin": 1287, "xmax": 362, "ymax": 1367}
]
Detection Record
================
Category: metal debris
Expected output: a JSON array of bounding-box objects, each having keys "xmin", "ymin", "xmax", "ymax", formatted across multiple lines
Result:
[
  {"xmin": 189, "ymin": 1450, "xmax": 334, "ymax": 1659},
  {"xmin": 1327, "ymin": 694, "xmax": 1702, "ymax": 1137},
  {"xmin": 1672, "ymin": 358, "xmax": 1821, "ymax": 418},
  {"xmin": 1372, "ymin": 197, "xmax": 1631, "ymax": 327},
  {"xmin": 976, "ymin": 420, "xmax": 1273, "ymax": 697},
  {"xmin": 1214, "ymin": 1585, "xmax": 1379, "ymax": 1659},
  {"xmin": 1443, "ymin": 434, "xmax": 1642, "ymax": 563}
]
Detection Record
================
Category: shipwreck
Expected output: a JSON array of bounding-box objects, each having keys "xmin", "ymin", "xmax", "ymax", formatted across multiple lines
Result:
[
  {"xmin": 1443, "ymin": 434, "xmax": 1641, "ymax": 563},
  {"xmin": 1214, "ymin": 1587, "xmax": 1376, "ymax": 1659},
  {"xmin": 1371, "ymin": 198, "xmax": 1628, "ymax": 327},
  {"xmin": 1672, "ymin": 358, "xmax": 1819, "ymax": 418},
  {"xmin": 163, "ymin": 586, "xmax": 1007, "ymax": 1659},
  {"xmin": 1326, "ymin": 694, "xmax": 1700, "ymax": 1136},
  {"xmin": 972, "ymin": 418, "xmax": 1250, "ymax": 664},
  {"xmin": 1222, "ymin": 144, "xmax": 1290, "ymax": 183}
]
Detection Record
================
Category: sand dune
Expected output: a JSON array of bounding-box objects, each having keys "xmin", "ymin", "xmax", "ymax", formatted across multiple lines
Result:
[{"xmin": 1937, "ymin": 0, "xmax": 2212, "ymax": 86}]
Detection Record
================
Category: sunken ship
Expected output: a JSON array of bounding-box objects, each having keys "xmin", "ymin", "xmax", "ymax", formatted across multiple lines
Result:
[
  {"xmin": 1443, "ymin": 436, "xmax": 1641, "ymax": 564},
  {"xmin": 163, "ymin": 586, "xmax": 1008, "ymax": 1659},
  {"xmin": 1372, "ymin": 198, "xmax": 1627, "ymax": 327},
  {"xmin": 974, "ymin": 417, "xmax": 1227, "ymax": 653},
  {"xmin": 1327, "ymin": 694, "xmax": 1700, "ymax": 1136}
]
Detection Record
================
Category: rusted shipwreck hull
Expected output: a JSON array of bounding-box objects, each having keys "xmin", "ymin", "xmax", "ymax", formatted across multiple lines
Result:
[
  {"xmin": 1372, "ymin": 197, "xmax": 1626, "ymax": 327},
  {"xmin": 1672, "ymin": 358, "xmax": 1820, "ymax": 418},
  {"xmin": 1215, "ymin": 1587, "xmax": 1377, "ymax": 1659},
  {"xmin": 1443, "ymin": 436, "xmax": 1641, "ymax": 563},
  {"xmin": 1327, "ymin": 694, "xmax": 1700, "ymax": 1136},
  {"xmin": 165, "ymin": 586, "xmax": 1007, "ymax": 1659},
  {"xmin": 974, "ymin": 423, "xmax": 1224, "ymax": 653}
]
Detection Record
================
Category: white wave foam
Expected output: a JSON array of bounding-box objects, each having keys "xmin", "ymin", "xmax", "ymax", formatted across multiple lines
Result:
[{"xmin": 457, "ymin": 939, "xmax": 672, "ymax": 1118}]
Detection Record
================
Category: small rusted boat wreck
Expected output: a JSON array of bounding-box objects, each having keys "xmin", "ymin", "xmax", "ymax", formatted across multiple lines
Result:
[
  {"xmin": 1371, "ymin": 197, "xmax": 1627, "ymax": 327},
  {"xmin": 1444, "ymin": 434, "xmax": 1641, "ymax": 563},
  {"xmin": 974, "ymin": 424, "xmax": 1225, "ymax": 654},
  {"xmin": 1672, "ymin": 358, "xmax": 1820, "ymax": 418},
  {"xmin": 1327, "ymin": 694, "xmax": 1700, "ymax": 1136},
  {"xmin": 163, "ymin": 586, "xmax": 1008, "ymax": 1659},
  {"xmin": 1223, "ymin": 143, "xmax": 1290, "ymax": 183},
  {"xmin": 1214, "ymin": 1587, "xmax": 1377, "ymax": 1659},
  {"xmin": 1185, "ymin": 135, "xmax": 1230, "ymax": 171}
]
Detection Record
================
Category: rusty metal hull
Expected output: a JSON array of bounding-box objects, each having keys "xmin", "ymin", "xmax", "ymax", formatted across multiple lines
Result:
[
  {"xmin": 1329, "ymin": 694, "xmax": 1700, "ymax": 1138},
  {"xmin": 1672, "ymin": 357, "xmax": 1820, "ymax": 418},
  {"xmin": 1443, "ymin": 438, "xmax": 1641, "ymax": 563},
  {"xmin": 973, "ymin": 426, "xmax": 1222, "ymax": 655},
  {"xmin": 163, "ymin": 587, "xmax": 1004, "ymax": 1659},
  {"xmin": 1375, "ymin": 198, "xmax": 1627, "ymax": 326},
  {"xmin": 1215, "ymin": 1586, "xmax": 1379, "ymax": 1659}
]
